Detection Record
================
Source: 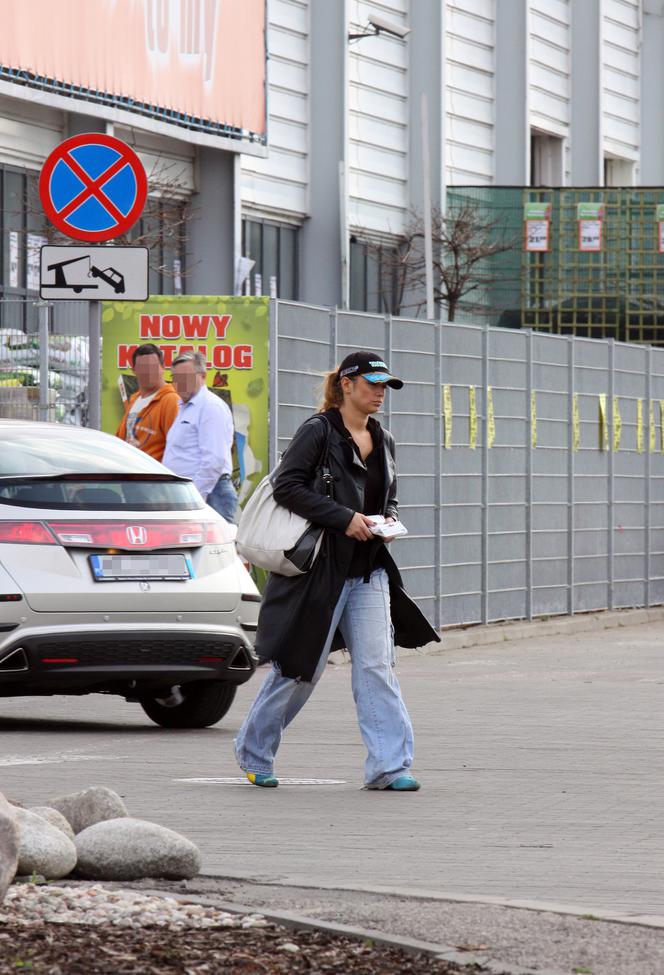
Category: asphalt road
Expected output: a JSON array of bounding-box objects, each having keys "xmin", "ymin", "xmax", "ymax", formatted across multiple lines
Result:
[{"xmin": 1, "ymin": 617, "xmax": 663, "ymax": 974}]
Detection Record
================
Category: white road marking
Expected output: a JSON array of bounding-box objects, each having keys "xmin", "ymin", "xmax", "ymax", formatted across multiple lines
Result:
[
  {"xmin": 174, "ymin": 777, "xmax": 346, "ymax": 786},
  {"xmin": 0, "ymin": 752, "xmax": 127, "ymax": 767}
]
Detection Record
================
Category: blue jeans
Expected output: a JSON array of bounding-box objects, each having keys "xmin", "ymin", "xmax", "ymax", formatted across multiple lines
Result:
[
  {"xmin": 234, "ymin": 568, "xmax": 414, "ymax": 788},
  {"xmin": 207, "ymin": 475, "xmax": 238, "ymax": 522}
]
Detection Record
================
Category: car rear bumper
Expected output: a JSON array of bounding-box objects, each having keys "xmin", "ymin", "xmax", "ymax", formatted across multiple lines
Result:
[{"xmin": 0, "ymin": 624, "xmax": 257, "ymax": 695}]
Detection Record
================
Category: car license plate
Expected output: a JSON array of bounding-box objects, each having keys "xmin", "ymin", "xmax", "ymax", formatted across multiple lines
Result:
[{"xmin": 89, "ymin": 553, "xmax": 193, "ymax": 582}]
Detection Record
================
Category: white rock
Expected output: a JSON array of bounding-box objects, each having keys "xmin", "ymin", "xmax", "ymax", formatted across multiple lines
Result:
[
  {"xmin": 14, "ymin": 808, "xmax": 77, "ymax": 880},
  {"xmin": 75, "ymin": 818, "xmax": 201, "ymax": 881},
  {"xmin": 0, "ymin": 794, "xmax": 19, "ymax": 902},
  {"xmin": 47, "ymin": 786, "xmax": 128, "ymax": 835},
  {"xmin": 27, "ymin": 807, "xmax": 75, "ymax": 841}
]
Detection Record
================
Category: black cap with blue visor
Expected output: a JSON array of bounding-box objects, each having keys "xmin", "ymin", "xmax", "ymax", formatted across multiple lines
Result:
[{"xmin": 337, "ymin": 351, "xmax": 404, "ymax": 390}]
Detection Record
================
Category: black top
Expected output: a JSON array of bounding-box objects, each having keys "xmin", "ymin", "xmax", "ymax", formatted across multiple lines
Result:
[{"xmin": 327, "ymin": 410, "xmax": 386, "ymax": 580}]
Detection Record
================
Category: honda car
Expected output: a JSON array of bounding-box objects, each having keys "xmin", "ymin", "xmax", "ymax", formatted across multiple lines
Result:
[{"xmin": 0, "ymin": 421, "xmax": 260, "ymax": 727}]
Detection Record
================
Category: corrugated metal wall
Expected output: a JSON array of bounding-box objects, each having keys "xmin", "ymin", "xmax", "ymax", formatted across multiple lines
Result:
[
  {"xmin": 445, "ymin": 0, "xmax": 495, "ymax": 185},
  {"xmin": 271, "ymin": 299, "xmax": 664, "ymax": 630},
  {"xmin": 602, "ymin": 0, "xmax": 641, "ymax": 166},
  {"xmin": 348, "ymin": 0, "xmax": 410, "ymax": 236}
]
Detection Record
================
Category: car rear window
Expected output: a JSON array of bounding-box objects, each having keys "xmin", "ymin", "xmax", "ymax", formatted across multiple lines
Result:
[{"xmin": 0, "ymin": 478, "xmax": 203, "ymax": 511}]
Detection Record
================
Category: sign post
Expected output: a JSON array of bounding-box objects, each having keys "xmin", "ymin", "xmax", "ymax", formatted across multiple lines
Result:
[{"xmin": 39, "ymin": 133, "xmax": 149, "ymax": 428}]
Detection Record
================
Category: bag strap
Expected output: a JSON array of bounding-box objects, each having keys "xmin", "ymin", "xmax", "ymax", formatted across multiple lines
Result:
[{"xmin": 312, "ymin": 414, "xmax": 334, "ymax": 498}]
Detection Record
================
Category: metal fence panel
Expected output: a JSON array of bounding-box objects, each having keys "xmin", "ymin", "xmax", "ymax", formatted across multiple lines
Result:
[{"xmin": 273, "ymin": 299, "xmax": 664, "ymax": 630}]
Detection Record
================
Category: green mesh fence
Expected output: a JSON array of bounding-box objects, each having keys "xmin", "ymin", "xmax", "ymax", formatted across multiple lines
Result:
[{"xmin": 446, "ymin": 187, "xmax": 664, "ymax": 345}]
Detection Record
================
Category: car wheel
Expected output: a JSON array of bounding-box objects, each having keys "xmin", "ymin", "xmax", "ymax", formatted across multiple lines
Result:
[{"xmin": 140, "ymin": 681, "xmax": 237, "ymax": 728}]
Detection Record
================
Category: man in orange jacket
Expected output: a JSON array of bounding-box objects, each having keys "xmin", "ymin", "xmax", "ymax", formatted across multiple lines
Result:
[{"xmin": 116, "ymin": 344, "xmax": 180, "ymax": 462}]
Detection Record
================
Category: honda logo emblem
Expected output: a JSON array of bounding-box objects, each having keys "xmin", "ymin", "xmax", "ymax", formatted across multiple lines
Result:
[{"xmin": 126, "ymin": 526, "xmax": 148, "ymax": 546}]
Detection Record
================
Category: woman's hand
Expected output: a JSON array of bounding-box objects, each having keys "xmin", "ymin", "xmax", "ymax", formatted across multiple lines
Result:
[{"xmin": 345, "ymin": 513, "xmax": 376, "ymax": 541}]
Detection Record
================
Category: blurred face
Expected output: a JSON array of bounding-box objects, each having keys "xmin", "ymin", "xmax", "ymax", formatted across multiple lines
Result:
[
  {"xmin": 132, "ymin": 353, "xmax": 164, "ymax": 393},
  {"xmin": 171, "ymin": 361, "xmax": 206, "ymax": 402},
  {"xmin": 341, "ymin": 376, "xmax": 387, "ymax": 415}
]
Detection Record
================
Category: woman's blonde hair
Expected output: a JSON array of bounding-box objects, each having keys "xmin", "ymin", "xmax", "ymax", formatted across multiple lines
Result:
[{"xmin": 317, "ymin": 367, "xmax": 345, "ymax": 411}]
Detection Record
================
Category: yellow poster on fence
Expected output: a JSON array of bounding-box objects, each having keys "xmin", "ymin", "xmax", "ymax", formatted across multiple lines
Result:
[
  {"xmin": 573, "ymin": 393, "xmax": 580, "ymax": 452},
  {"xmin": 636, "ymin": 399, "xmax": 643, "ymax": 453},
  {"xmin": 599, "ymin": 394, "xmax": 608, "ymax": 451},
  {"xmin": 660, "ymin": 401, "xmax": 664, "ymax": 453},
  {"xmin": 468, "ymin": 386, "xmax": 477, "ymax": 449},
  {"xmin": 530, "ymin": 390, "xmax": 537, "ymax": 448},
  {"xmin": 101, "ymin": 295, "xmax": 270, "ymax": 506},
  {"xmin": 487, "ymin": 387, "xmax": 495, "ymax": 448},
  {"xmin": 650, "ymin": 400, "xmax": 656, "ymax": 453},
  {"xmin": 612, "ymin": 397, "xmax": 621, "ymax": 452},
  {"xmin": 443, "ymin": 384, "xmax": 452, "ymax": 449}
]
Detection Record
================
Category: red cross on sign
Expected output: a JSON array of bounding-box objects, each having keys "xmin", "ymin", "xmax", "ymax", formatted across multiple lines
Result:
[{"xmin": 39, "ymin": 133, "xmax": 148, "ymax": 242}]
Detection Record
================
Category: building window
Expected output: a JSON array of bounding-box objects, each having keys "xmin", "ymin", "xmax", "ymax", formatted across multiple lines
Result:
[
  {"xmin": 0, "ymin": 166, "xmax": 47, "ymax": 333},
  {"xmin": 349, "ymin": 238, "xmax": 401, "ymax": 315},
  {"xmin": 530, "ymin": 131, "xmax": 564, "ymax": 186},
  {"xmin": 604, "ymin": 156, "xmax": 635, "ymax": 187},
  {"xmin": 241, "ymin": 218, "xmax": 298, "ymax": 299},
  {"xmin": 128, "ymin": 199, "xmax": 187, "ymax": 296}
]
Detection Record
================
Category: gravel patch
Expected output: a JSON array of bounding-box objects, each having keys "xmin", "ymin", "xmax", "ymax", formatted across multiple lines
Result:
[{"xmin": 0, "ymin": 884, "xmax": 498, "ymax": 975}]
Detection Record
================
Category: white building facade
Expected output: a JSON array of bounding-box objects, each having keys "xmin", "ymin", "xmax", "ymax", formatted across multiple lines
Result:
[{"xmin": 0, "ymin": 0, "xmax": 662, "ymax": 323}]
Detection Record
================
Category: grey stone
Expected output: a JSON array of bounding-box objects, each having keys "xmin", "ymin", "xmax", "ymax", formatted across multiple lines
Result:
[
  {"xmin": 14, "ymin": 808, "xmax": 77, "ymax": 880},
  {"xmin": 0, "ymin": 793, "xmax": 19, "ymax": 903},
  {"xmin": 75, "ymin": 818, "xmax": 201, "ymax": 881},
  {"xmin": 47, "ymin": 786, "xmax": 128, "ymax": 835},
  {"xmin": 27, "ymin": 806, "xmax": 75, "ymax": 841}
]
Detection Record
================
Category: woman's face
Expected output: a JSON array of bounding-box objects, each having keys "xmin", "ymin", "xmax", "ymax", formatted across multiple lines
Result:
[{"xmin": 342, "ymin": 376, "xmax": 387, "ymax": 415}]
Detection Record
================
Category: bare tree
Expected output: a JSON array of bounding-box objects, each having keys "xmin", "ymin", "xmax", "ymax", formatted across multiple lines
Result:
[{"xmin": 367, "ymin": 203, "xmax": 518, "ymax": 321}]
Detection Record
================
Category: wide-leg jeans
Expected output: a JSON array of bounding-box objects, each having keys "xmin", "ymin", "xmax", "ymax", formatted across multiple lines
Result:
[{"xmin": 234, "ymin": 568, "xmax": 414, "ymax": 788}]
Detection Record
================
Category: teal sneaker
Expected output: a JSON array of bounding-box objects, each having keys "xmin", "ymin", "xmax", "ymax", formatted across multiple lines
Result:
[
  {"xmin": 385, "ymin": 775, "xmax": 421, "ymax": 792},
  {"xmin": 246, "ymin": 772, "xmax": 279, "ymax": 788}
]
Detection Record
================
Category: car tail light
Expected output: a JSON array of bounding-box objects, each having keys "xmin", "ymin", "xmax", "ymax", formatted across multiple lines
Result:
[
  {"xmin": 0, "ymin": 519, "xmax": 236, "ymax": 550},
  {"xmin": 0, "ymin": 522, "xmax": 57, "ymax": 545},
  {"xmin": 45, "ymin": 520, "xmax": 233, "ymax": 550}
]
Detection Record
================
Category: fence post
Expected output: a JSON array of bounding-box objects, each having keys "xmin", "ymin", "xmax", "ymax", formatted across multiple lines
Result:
[
  {"xmin": 525, "ymin": 329, "xmax": 533, "ymax": 620},
  {"xmin": 37, "ymin": 300, "xmax": 50, "ymax": 423},
  {"xmin": 384, "ymin": 313, "xmax": 393, "ymax": 431},
  {"xmin": 567, "ymin": 336, "xmax": 575, "ymax": 616},
  {"xmin": 434, "ymin": 321, "xmax": 442, "ymax": 631},
  {"xmin": 481, "ymin": 324, "xmax": 490, "ymax": 624},
  {"xmin": 645, "ymin": 344, "xmax": 652, "ymax": 608},
  {"xmin": 87, "ymin": 300, "xmax": 102, "ymax": 429},
  {"xmin": 607, "ymin": 339, "xmax": 614, "ymax": 610},
  {"xmin": 269, "ymin": 298, "xmax": 279, "ymax": 469}
]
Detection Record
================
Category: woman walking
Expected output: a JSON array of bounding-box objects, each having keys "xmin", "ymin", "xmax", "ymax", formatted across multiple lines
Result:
[{"xmin": 234, "ymin": 351, "xmax": 439, "ymax": 791}]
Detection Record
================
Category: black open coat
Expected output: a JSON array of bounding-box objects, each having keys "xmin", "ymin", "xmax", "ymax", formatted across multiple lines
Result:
[{"xmin": 253, "ymin": 408, "xmax": 440, "ymax": 681}]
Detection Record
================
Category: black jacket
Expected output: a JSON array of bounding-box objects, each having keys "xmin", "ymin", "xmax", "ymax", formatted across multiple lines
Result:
[{"xmin": 253, "ymin": 408, "xmax": 440, "ymax": 681}]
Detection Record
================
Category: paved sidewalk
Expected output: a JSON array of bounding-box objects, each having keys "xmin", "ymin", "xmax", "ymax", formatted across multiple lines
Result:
[{"xmin": 1, "ymin": 615, "xmax": 663, "ymax": 972}]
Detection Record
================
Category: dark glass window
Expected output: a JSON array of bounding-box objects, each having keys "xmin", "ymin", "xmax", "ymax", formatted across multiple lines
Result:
[
  {"xmin": 0, "ymin": 167, "xmax": 44, "ymax": 332},
  {"xmin": 349, "ymin": 238, "xmax": 401, "ymax": 315},
  {"xmin": 242, "ymin": 218, "xmax": 298, "ymax": 299}
]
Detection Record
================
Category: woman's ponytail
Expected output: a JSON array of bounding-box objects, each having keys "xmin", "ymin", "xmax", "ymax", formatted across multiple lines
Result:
[{"xmin": 318, "ymin": 368, "xmax": 344, "ymax": 411}]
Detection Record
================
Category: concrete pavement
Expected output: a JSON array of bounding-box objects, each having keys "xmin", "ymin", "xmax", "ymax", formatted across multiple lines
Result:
[{"xmin": 0, "ymin": 614, "xmax": 663, "ymax": 972}]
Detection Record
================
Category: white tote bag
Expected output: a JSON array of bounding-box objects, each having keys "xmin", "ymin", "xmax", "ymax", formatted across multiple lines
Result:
[{"xmin": 237, "ymin": 417, "xmax": 332, "ymax": 577}]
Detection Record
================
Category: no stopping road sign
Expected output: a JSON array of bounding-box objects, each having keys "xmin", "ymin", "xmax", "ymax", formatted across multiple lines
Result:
[{"xmin": 39, "ymin": 133, "xmax": 148, "ymax": 242}]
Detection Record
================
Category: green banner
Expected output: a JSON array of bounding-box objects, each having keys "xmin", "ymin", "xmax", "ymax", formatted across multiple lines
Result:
[
  {"xmin": 577, "ymin": 202, "xmax": 604, "ymax": 219},
  {"xmin": 101, "ymin": 295, "xmax": 270, "ymax": 505},
  {"xmin": 523, "ymin": 202, "xmax": 551, "ymax": 219}
]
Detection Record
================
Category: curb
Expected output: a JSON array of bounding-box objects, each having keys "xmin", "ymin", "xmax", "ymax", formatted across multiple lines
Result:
[
  {"xmin": 327, "ymin": 605, "xmax": 664, "ymax": 664},
  {"xmin": 199, "ymin": 873, "xmax": 664, "ymax": 931},
  {"xmin": 134, "ymin": 887, "xmax": 567, "ymax": 975}
]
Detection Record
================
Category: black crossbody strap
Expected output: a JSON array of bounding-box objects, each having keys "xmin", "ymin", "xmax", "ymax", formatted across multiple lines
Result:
[{"xmin": 313, "ymin": 415, "xmax": 334, "ymax": 497}]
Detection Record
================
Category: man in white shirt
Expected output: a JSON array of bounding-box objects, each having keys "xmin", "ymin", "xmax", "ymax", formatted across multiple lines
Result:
[{"xmin": 162, "ymin": 352, "xmax": 238, "ymax": 522}]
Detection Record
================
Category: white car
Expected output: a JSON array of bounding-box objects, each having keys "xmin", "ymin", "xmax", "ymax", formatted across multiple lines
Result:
[{"xmin": 0, "ymin": 421, "xmax": 260, "ymax": 727}]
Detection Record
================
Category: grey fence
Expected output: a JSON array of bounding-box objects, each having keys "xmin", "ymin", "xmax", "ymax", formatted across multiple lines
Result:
[
  {"xmin": 0, "ymin": 298, "xmax": 89, "ymax": 425},
  {"xmin": 271, "ymin": 299, "xmax": 664, "ymax": 630}
]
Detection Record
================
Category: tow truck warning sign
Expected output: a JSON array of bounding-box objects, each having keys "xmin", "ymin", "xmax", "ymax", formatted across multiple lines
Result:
[{"xmin": 39, "ymin": 245, "xmax": 149, "ymax": 301}]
